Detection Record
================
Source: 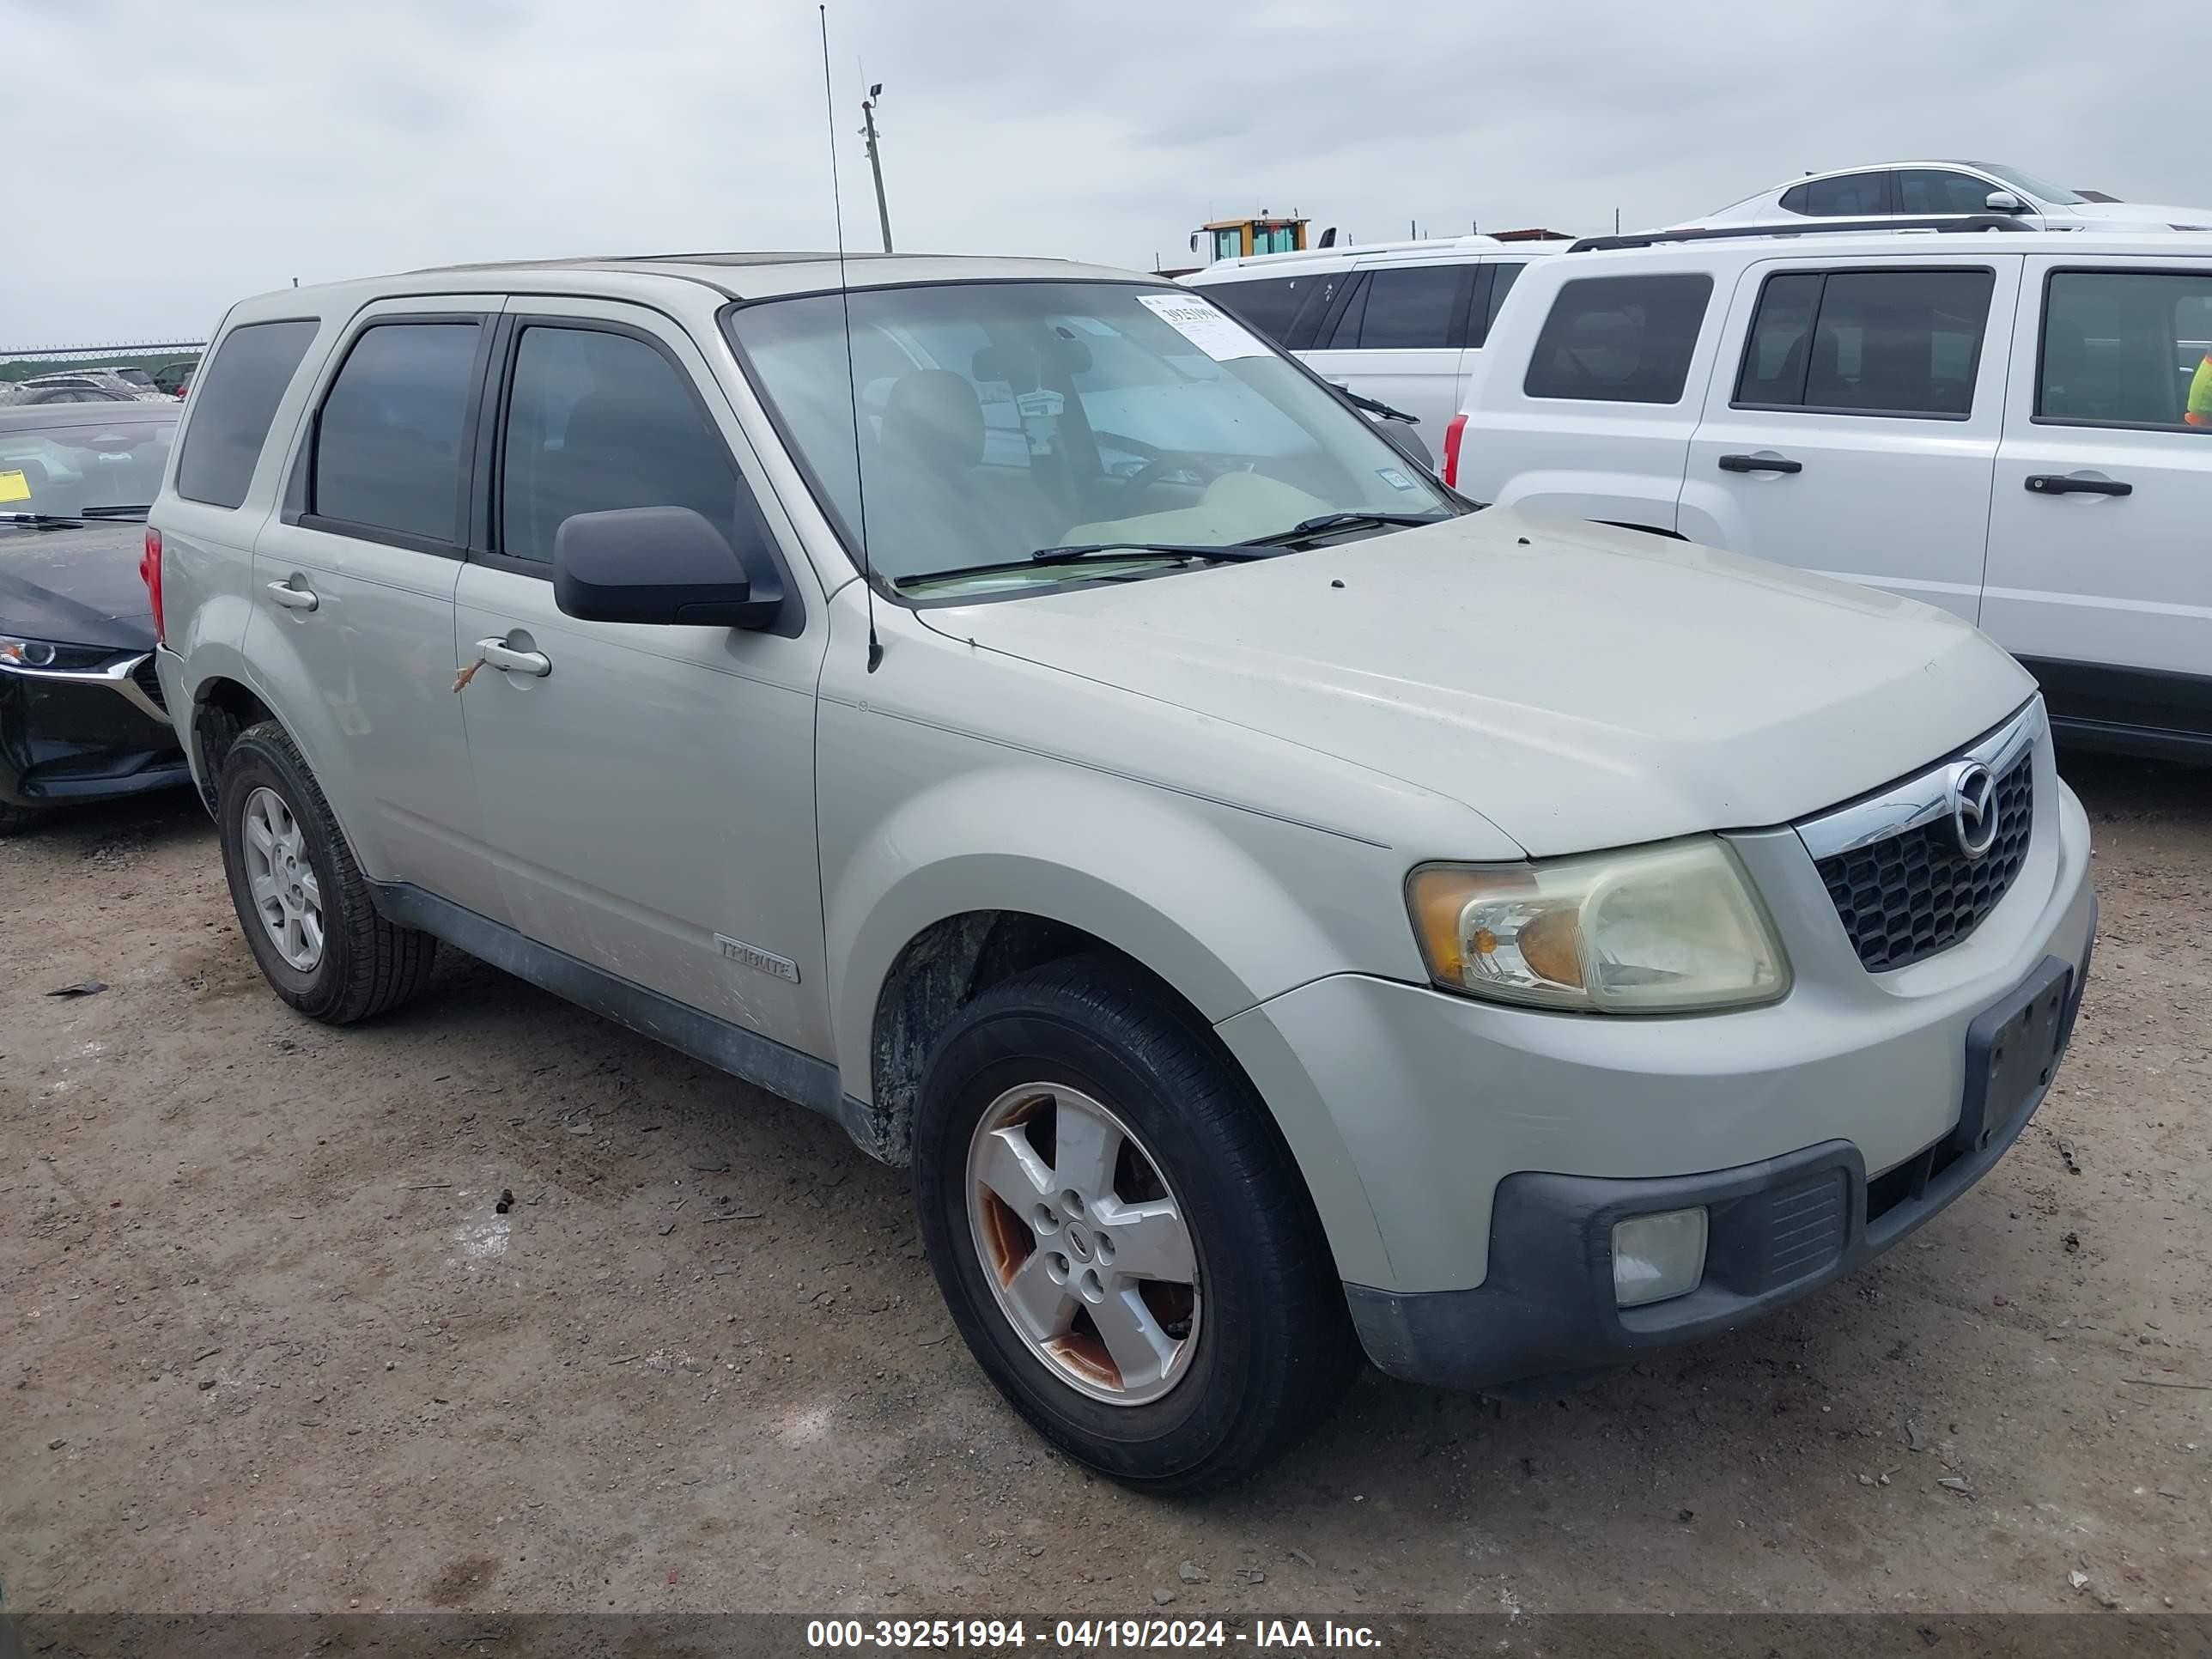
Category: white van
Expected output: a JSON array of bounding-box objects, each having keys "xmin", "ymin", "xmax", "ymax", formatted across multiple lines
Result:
[
  {"xmin": 1451, "ymin": 222, "xmax": 2212, "ymax": 761},
  {"xmin": 1183, "ymin": 235, "xmax": 1568, "ymax": 437}
]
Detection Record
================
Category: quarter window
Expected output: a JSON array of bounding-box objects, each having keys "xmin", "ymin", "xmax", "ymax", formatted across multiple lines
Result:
[
  {"xmin": 2039, "ymin": 269, "xmax": 2212, "ymax": 429},
  {"xmin": 174, "ymin": 319, "xmax": 319, "ymax": 509},
  {"xmin": 312, "ymin": 322, "xmax": 481, "ymax": 543},
  {"xmin": 499, "ymin": 325, "xmax": 752, "ymax": 564},
  {"xmin": 1203, "ymin": 276, "xmax": 1310, "ymax": 347},
  {"xmin": 1523, "ymin": 274, "xmax": 1713, "ymax": 404},
  {"xmin": 1734, "ymin": 269, "xmax": 1994, "ymax": 417},
  {"xmin": 1480, "ymin": 262, "xmax": 1528, "ymax": 342}
]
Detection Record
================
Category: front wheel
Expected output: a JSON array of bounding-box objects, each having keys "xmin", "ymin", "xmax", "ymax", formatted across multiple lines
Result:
[
  {"xmin": 0, "ymin": 799, "xmax": 41, "ymax": 837},
  {"xmin": 914, "ymin": 957, "xmax": 1358, "ymax": 1493}
]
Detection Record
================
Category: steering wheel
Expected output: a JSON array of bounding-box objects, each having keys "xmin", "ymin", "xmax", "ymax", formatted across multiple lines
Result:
[{"xmin": 1115, "ymin": 451, "xmax": 1208, "ymax": 502}]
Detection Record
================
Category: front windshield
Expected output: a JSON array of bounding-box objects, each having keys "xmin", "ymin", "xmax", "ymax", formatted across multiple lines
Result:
[
  {"xmin": 726, "ymin": 280, "xmax": 1453, "ymax": 594},
  {"xmin": 1979, "ymin": 163, "xmax": 2085, "ymax": 206},
  {"xmin": 0, "ymin": 415, "xmax": 175, "ymax": 521}
]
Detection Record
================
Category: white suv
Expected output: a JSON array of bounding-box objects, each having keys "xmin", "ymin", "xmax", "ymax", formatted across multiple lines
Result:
[
  {"xmin": 149, "ymin": 252, "xmax": 2093, "ymax": 1490},
  {"xmin": 1451, "ymin": 222, "xmax": 2212, "ymax": 761},
  {"xmin": 1182, "ymin": 235, "xmax": 1567, "ymax": 437}
]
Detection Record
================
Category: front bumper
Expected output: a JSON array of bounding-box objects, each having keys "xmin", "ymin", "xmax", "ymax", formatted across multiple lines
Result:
[
  {"xmin": 0, "ymin": 653, "xmax": 186, "ymax": 811},
  {"xmin": 1347, "ymin": 939, "xmax": 2090, "ymax": 1391},
  {"xmin": 1213, "ymin": 755, "xmax": 2097, "ymax": 1388}
]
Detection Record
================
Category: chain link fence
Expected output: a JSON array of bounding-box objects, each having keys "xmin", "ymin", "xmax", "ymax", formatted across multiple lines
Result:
[{"xmin": 0, "ymin": 341, "xmax": 206, "ymax": 405}]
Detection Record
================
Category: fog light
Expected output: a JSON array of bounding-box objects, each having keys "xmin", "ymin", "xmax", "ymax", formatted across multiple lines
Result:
[{"xmin": 1612, "ymin": 1207, "xmax": 1708, "ymax": 1308}]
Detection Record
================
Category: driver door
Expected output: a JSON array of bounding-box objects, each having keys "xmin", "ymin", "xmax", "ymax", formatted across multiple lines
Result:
[{"xmin": 453, "ymin": 301, "xmax": 834, "ymax": 1058}]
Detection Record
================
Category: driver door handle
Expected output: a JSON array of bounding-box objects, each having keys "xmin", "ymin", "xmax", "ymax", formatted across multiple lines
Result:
[
  {"xmin": 2027, "ymin": 474, "xmax": 2131, "ymax": 497},
  {"xmin": 474, "ymin": 637, "xmax": 551, "ymax": 678},
  {"xmin": 265, "ymin": 580, "xmax": 318, "ymax": 611},
  {"xmin": 1718, "ymin": 453, "xmax": 1802, "ymax": 475}
]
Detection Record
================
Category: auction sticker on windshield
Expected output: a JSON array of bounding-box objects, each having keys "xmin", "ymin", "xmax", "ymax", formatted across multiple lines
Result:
[
  {"xmin": 1135, "ymin": 293, "xmax": 1269, "ymax": 361},
  {"xmin": 0, "ymin": 470, "xmax": 29, "ymax": 503}
]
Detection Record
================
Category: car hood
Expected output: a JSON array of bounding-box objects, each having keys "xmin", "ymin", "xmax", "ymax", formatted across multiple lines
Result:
[
  {"xmin": 2060, "ymin": 200, "xmax": 2212, "ymax": 228},
  {"xmin": 921, "ymin": 510, "xmax": 2035, "ymax": 857},
  {"xmin": 0, "ymin": 522, "xmax": 156, "ymax": 652}
]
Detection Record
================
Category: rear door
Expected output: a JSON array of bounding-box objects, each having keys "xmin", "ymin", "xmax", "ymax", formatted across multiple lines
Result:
[
  {"xmin": 1983, "ymin": 258, "xmax": 2212, "ymax": 752},
  {"xmin": 1454, "ymin": 264, "xmax": 1719, "ymax": 528},
  {"xmin": 1679, "ymin": 257, "xmax": 2019, "ymax": 621},
  {"xmin": 1298, "ymin": 259, "xmax": 1473, "ymax": 434},
  {"xmin": 250, "ymin": 297, "xmax": 510, "ymax": 921}
]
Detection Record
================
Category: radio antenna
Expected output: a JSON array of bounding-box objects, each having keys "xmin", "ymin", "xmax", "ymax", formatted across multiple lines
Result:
[{"xmin": 820, "ymin": 4, "xmax": 882, "ymax": 672}]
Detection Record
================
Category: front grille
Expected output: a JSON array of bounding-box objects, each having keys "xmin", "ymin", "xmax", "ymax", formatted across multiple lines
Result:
[
  {"xmin": 130, "ymin": 655, "xmax": 166, "ymax": 713},
  {"xmin": 1814, "ymin": 749, "xmax": 2033, "ymax": 971}
]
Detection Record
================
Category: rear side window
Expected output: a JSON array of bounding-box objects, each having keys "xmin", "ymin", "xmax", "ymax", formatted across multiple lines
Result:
[
  {"xmin": 1351, "ymin": 265, "xmax": 1467, "ymax": 349},
  {"xmin": 2039, "ymin": 268, "xmax": 2212, "ymax": 429},
  {"xmin": 1735, "ymin": 268, "xmax": 1993, "ymax": 417},
  {"xmin": 1523, "ymin": 274, "xmax": 1713, "ymax": 403},
  {"xmin": 1782, "ymin": 173, "xmax": 1890, "ymax": 217},
  {"xmin": 312, "ymin": 322, "xmax": 481, "ymax": 543},
  {"xmin": 174, "ymin": 319, "xmax": 319, "ymax": 508},
  {"xmin": 499, "ymin": 325, "xmax": 757, "ymax": 564}
]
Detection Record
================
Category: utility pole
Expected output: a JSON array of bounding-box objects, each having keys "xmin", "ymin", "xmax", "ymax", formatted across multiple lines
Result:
[{"xmin": 860, "ymin": 83, "xmax": 892, "ymax": 252}]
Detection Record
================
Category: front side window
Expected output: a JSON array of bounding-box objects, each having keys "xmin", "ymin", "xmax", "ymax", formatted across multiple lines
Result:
[
  {"xmin": 499, "ymin": 325, "xmax": 755, "ymax": 564},
  {"xmin": 1352, "ymin": 265, "xmax": 1467, "ymax": 349},
  {"xmin": 2039, "ymin": 269, "xmax": 2212, "ymax": 429},
  {"xmin": 175, "ymin": 319, "xmax": 319, "ymax": 509},
  {"xmin": 1523, "ymin": 274, "xmax": 1713, "ymax": 404},
  {"xmin": 726, "ymin": 280, "xmax": 1454, "ymax": 597},
  {"xmin": 313, "ymin": 322, "xmax": 480, "ymax": 542},
  {"xmin": 1794, "ymin": 172, "xmax": 1890, "ymax": 217},
  {"xmin": 1897, "ymin": 169, "xmax": 2000, "ymax": 215},
  {"xmin": 1735, "ymin": 268, "xmax": 1993, "ymax": 417}
]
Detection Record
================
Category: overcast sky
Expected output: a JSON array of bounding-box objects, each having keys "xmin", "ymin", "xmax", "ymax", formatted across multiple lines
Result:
[{"xmin": 6, "ymin": 0, "xmax": 2199, "ymax": 345}]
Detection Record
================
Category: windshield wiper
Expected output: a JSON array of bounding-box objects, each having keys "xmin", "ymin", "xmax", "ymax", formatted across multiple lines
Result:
[
  {"xmin": 1334, "ymin": 386, "xmax": 1420, "ymax": 425},
  {"xmin": 1029, "ymin": 540, "xmax": 1280, "ymax": 565},
  {"xmin": 1236, "ymin": 511, "xmax": 1449, "ymax": 549},
  {"xmin": 0, "ymin": 512, "xmax": 88, "ymax": 529},
  {"xmin": 77, "ymin": 503, "xmax": 152, "ymax": 520}
]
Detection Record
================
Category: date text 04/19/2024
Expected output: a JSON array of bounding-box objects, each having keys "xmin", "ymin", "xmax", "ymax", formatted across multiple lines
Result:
[{"xmin": 805, "ymin": 1619, "xmax": 1384, "ymax": 1650}]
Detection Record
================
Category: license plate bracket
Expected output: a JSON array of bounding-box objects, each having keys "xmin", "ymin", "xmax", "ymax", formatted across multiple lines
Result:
[{"xmin": 1955, "ymin": 957, "xmax": 2075, "ymax": 1158}]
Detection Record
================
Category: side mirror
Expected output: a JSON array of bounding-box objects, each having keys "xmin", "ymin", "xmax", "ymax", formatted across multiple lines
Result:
[
  {"xmin": 1372, "ymin": 416, "xmax": 1434, "ymax": 471},
  {"xmin": 553, "ymin": 506, "xmax": 784, "ymax": 629},
  {"xmin": 1984, "ymin": 190, "xmax": 2025, "ymax": 214}
]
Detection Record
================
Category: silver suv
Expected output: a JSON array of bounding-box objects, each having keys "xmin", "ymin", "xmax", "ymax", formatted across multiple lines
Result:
[{"xmin": 149, "ymin": 252, "xmax": 2096, "ymax": 1491}]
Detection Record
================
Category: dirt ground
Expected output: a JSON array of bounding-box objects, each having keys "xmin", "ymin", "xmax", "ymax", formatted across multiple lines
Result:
[{"xmin": 3, "ymin": 752, "xmax": 2207, "ymax": 1620}]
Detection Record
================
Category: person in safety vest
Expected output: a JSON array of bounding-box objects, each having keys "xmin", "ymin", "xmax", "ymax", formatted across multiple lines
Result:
[{"xmin": 2189, "ymin": 349, "xmax": 2212, "ymax": 428}]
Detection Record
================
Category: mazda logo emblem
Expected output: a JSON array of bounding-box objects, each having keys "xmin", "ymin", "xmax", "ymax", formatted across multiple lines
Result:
[{"xmin": 1950, "ymin": 762, "xmax": 2000, "ymax": 860}]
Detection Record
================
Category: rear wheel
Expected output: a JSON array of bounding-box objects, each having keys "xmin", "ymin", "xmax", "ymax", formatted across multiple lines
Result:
[
  {"xmin": 0, "ymin": 800, "xmax": 40, "ymax": 837},
  {"xmin": 914, "ymin": 957, "xmax": 1358, "ymax": 1492},
  {"xmin": 217, "ymin": 721, "xmax": 437, "ymax": 1023}
]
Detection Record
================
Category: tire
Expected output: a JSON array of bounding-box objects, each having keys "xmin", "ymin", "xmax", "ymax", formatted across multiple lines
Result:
[
  {"xmin": 914, "ymin": 956, "xmax": 1358, "ymax": 1493},
  {"xmin": 216, "ymin": 720, "xmax": 437, "ymax": 1024},
  {"xmin": 0, "ymin": 799, "xmax": 41, "ymax": 837}
]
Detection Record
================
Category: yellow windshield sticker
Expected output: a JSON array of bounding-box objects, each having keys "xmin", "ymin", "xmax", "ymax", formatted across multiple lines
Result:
[{"xmin": 0, "ymin": 469, "xmax": 29, "ymax": 503}]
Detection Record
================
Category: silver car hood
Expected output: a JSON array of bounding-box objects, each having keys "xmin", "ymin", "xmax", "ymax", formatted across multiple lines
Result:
[{"xmin": 925, "ymin": 509, "xmax": 2035, "ymax": 857}]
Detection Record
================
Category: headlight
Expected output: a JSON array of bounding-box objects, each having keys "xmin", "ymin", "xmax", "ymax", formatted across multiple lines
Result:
[
  {"xmin": 1407, "ymin": 836, "xmax": 1790, "ymax": 1013},
  {"xmin": 0, "ymin": 635, "xmax": 59, "ymax": 668},
  {"xmin": 0, "ymin": 635, "xmax": 116, "ymax": 671}
]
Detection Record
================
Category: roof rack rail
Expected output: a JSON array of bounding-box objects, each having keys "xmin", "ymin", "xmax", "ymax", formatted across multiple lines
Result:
[{"xmin": 1565, "ymin": 214, "xmax": 2039, "ymax": 253}]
